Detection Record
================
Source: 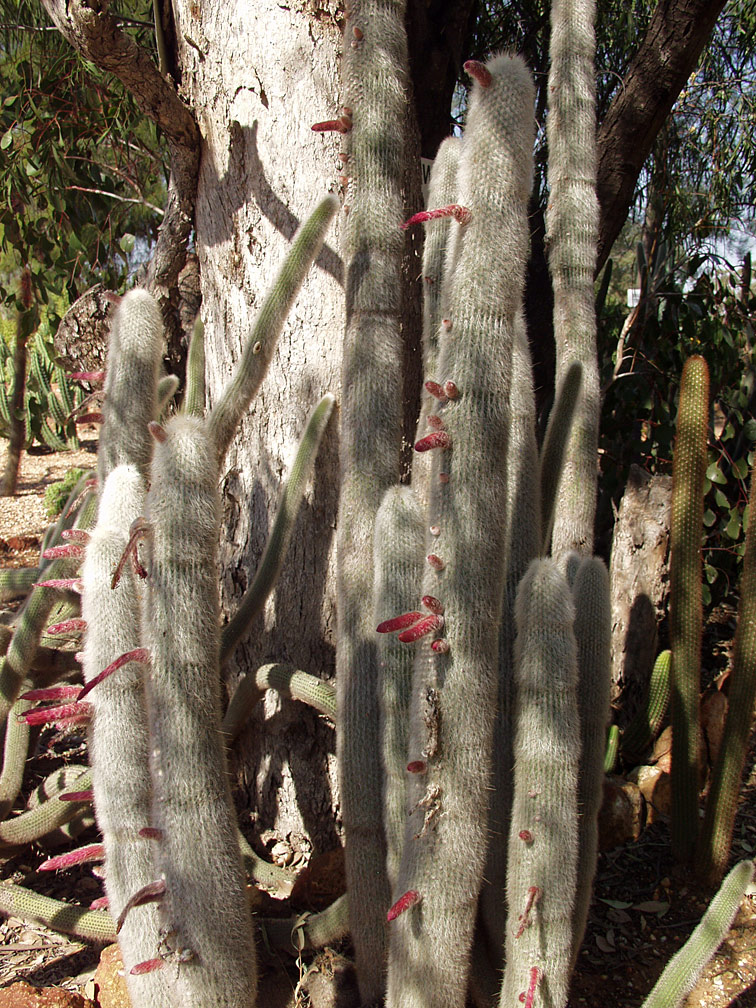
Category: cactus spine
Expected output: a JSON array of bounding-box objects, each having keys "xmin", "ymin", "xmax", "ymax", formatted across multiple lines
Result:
[
  {"xmin": 499, "ymin": 558, "xmax": 580, "ymax": 1008},
  {"xmin": 545, "ymin": 0, "xmax": 600, "ymax": 561},
  {"xmin": 386, "ymin": 54, "xmax": 535, "ymax": 1008},
  {"xmin": 336, "ymin": 1, "xmax": 410, "ymax": 998},
  {"xmin": 669, "ymin": 355, "xmax": 709, "ymax": 862}
]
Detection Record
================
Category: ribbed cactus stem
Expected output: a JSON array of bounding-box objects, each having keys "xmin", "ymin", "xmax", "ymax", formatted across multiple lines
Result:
[
  {"xmin": 697, "ymin": 465, "xmax": 756, "ymax": 883},
  {"xmin": 97, "ymin": 289, "xmax": 164, "ymax": 485},
  {"xmin": 80, "ymin": 465, "xmax": 172, "ymax": 1007},
  {"xmin": 669, "ymin": 355, "xmax": 709, "ymax": 862},
  {"xmin": 0, "ymin": 881, "xmax": 116, "ymax": 942},
  {"xmin": 640, "ymin": 860, "xmax": 754, "ymax": 1008},
  {"xmin": 222, "ymin": 662, "xmax": 336, "ymax": 741},
  {"xmin": 621, "ymin": 649, "xmax": 671, "ymax": 762},
  {"xmin": 183, "ymin": 316, "xmax": 206, "ymax": 417},
  {"xmin": 498, "ymin": 558, "xmax": 579, "ymax": 1008},
  {"xmin": 336, "ymin": 1, "xmax": 410, "ymax": 998},
  {"xmin": 570, "ymin": 555, "xmax": 611, "ymax": 967},
  {"xmin": 0, "ymin": 767, "xmax": 91, "ymax": 847},
  {"xmin": 221, "ymin": 393, "xmax": 335, "ymax": 660},
  {"xmin": 545, "ymin": 0, "xmax": 600, "ymax": 562},
  {"xmin": 142, "ymin": 416, "xmax": 256, "ymax": 1006},
  {"xmin": 208, "ymin": 195, "xmax": 338, "ymax": 463},
  {"xmin": 387, "ymin": 54, "xmax": 535, "ymax": 1008},
  {"xmin": 540, "ymin": 361, "xmax": 583, "ymax": 553},
  {"xmin": 374, "ymin": 486, "xmax": 425, "ymax": 890}
]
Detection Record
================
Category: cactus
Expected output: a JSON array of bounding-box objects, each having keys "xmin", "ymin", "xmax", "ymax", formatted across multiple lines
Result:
[
  {"xmin": 640, "ymin": 860, "xmax": 754, "ymax": 1008},
  {"xmin": 335, "ymin": 0, "xmax": 410, "ymax": 998},
  {"xmin": 386, "ymin": 53, "xmax": 535, "ymax": 1008},
  {"xmin": 498, "ymin": 558, "xmax": 580, "ymax": 1008},
  {"xmin": 621, "ymin": 649, "xmax": 671, "ymax": 763},
  {"xmin": 697, "ymin": 465, "xmax": 756, "ymax": 883},
  {"xmin": 545, "ymin": 0, "xmax": 600, "ymax": 562},
  {"xmin": 669, "ymin": 355, "xmax": 709, "ymax": 862}
]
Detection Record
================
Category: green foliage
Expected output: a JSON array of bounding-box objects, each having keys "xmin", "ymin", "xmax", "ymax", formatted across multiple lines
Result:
[
  {"xmin": 599, "ymin": 253, "xmax": 755, "ymax": 606},
  {"xmin": 0, "ymin": 321, "xmax": 84, "ymax": 452},
  {"xmin": 43, "ymin": 467, "xmax": 87, "ymax": 518}
]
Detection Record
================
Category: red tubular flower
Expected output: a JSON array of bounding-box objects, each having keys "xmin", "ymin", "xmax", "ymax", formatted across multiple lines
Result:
[
  {"xmin": 464, "ymin": 59, "xmax": 493, "ymax": 87},
  {"xmin": 401, "ymin": 204, "xmax": 472, "ymax": 230},
  {"xmin": 41, "ymin": 544, "xmax": 85, "ymax": 560},
  {"xmin": 21, "ymin": 685, "xmax": 81, "ymax": 702},
  {"xmin": 422, "ymin": 595, "xmax": 444, "ymax": 614},
  {"xmin": 75, "ymin": 412, "xmax": 105, "ymax": 424},
  {"xmin": 21, "ymin": 700, "xmax": 92, "ymax": 728},
  {"xmin": 139, "ymin": 827, "xmax": 164, "ymax": 840},
  {"xmin": 78, "ymin": 648, "xmax": 151, "ymax": 701},
  {"xmin": 426, "ymin": 553, "xmax": 445, "ymax": 571},
  {"xmin": 68, "ymin": 371, "xmax": 105, "ymax": 382},
  {"xmin": 33, "ymin": 578, "xmax": 83, "ymax": 593},
  {"xmin": 397, "ymin": 613, "xmax": 444, "ymax": 643},
  {"xmin": 387, "ymin": 889, "xmax": 422, "ymax": 921},
  {"xmin": 522, "ymin": 967, "xmax": 542, "ymax": 1008},
  {"xmin": 116, "ymin": 879, "xmax": 167, "ymax": 933},
  {"xmin": 90, "ymin": 896, "xmax": 109, "ymax": 910},
  {"xmin": 414, "ymin": 431, "xmax": 451, "ymax": 453},
  {"xmin": 311, "ymin": 116, "xmax": 352, "ymax": 133},
  {"xmin": 430, "ymin": 638, "xmax": 450, "ymax": 654},
  {"xmin": 424, "ymin": 380, "xmax": 447, "ymax": 401},
  {"xmin": 406, "ymin": 760, "xmax": 427, "ymax": 773},
  {"xmin": 376, "ymin": 611, "xmax": 423, "ymax": 634},
  {"xmin": 515, "ymin": 886, "xmax": 541, "ymax": 939},
  {"xmin": 39, "ymin": 842, "xmax": 105, "ymax": 871},
  {"xmin": 443, "ymin": 380, "xmax": 459, "ymax": 399},
  {"xmin": 130, "ymin": 958, "xmax": 165, "ymax": 975},
  {"xmin": 59, "ymin": 790, "xmax": 94, "ymax": 803},
  {"xmin": 46, "ymin": 617, "xmax": 87, "ymax": 636}
]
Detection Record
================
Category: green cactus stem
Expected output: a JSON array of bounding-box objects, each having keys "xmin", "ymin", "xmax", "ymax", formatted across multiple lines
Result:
[
  {"xmin": 223, "ymin": 662, "xmax": 336, "ymax": 742},
  {"xmin": 40, "ymin": 468, "xmax": 95, "ymax": 560},
  {"xmin": 0, "ymin": 489, "xmax": 96, "ymax": 731},
  {"xmin": 0, "ymin": 767, "xmax": 92, "ymax": 848},
  {"xmin": 539, "ymin": 361, "xmax": 583, "ymax": 553},
  {"xmin": 570, "ymin": 555, "xmax": 612, "ymax": 967},
  {"xmin": 498, "ymin": 558, "xmax": 579, "ymax": 1008},
  {"xmin": 97, "ymin": 288, "xmax": 164, "ymax": 485},
  {"xmin": 697, "ymin": 465, "xmax": 756, "ymax": 884},
  {"xmin": 0, "ymin": 881, "xmax": 116, "ymax": 942},
  {"xmin": 259, "ymin": 893, "xmax": 350, "ymax": 953},
  {"xmin": 621, "ymin": 649, "xmax": 671, "ymax": 763},
  {"xmin": 336, "ymin": 1, "xmax": 410, "ymax": 999},
  {"xmin": 207, "ymin": 195, "xmax": 338, "ymax": 463},
  {"xmin": 157, "ymin": 373, "xmax": 180, "ymax": 416},
  {"xmin": 374, "ymin": 486, "xmax": 425, "ymax": 890},
  {"xmin": 604, "ymin": 724, "xmax": 620, "ymax": 773},
  {"xmin": 0, "ymin": 696, "xmax": 33, "ymax": 819},
  {"xmin": 182, "ymin": 315, "xmax": 206, "ymax": 417},
  {"xmin": 640, "ymin": 860, "xmax": 754, "ymax": 1008},
  {"xmin": 0, "ymin": 568, "xmax": 41, "ymax": 603},
  {"xmin": 545, "ymin": 0, "xmax": 601, "ymax": 562},
  {"xmin": 669, "ymin": 355, "xmax": 709, "ymax": 863},
  {"xmin": 387, "ymin": 53, "xmax": 535, "ymax": 1008},
  {"xmin": 221, "ymin": 393, "xmax": 335, "ymax": 660},
  {"xmin": 141, "ymin": 416, "xmax": 256, "ymax": 1006}
]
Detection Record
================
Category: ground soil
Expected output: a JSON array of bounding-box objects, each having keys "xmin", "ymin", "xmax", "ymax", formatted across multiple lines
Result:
[{"xmin": 1, "ymin": 441, "xmax": 756, "ymax": 1007}]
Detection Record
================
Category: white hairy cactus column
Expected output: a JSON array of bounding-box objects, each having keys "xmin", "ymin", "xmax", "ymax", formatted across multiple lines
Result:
[
  {"xmin": 387, "ymin": 54, "xmax": 534, "ymax": 1008},
  {"xmin": 98, "ymin": 289, "xmax": 163, "ymax": 486},
  {"xmin": 81, "ymin": 465, "xmax": 171, "ymax": 1007},
  {"xmin": 545, "ymin": 0, "xmax": 600, "ymax": 561},
  {"xmin": 141, "ymin": 417, "xmax": 256, "ymax": 1007},
  {"xmin": 499, "ymin": 558, "xmax": 579, "ymax": 1008},
  {"xmin": 373, "ymin": 486, "xmax": 425, "ymax": 890},
  {"xmin": 336, "ymin": 1, "xmax": 410, "ymax": 999}
]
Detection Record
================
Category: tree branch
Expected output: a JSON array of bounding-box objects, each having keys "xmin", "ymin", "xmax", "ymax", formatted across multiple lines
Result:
[
  {"xmin": 40, "ymin": 0, "xmax": 201, "ymax": 374},
  {"xmin": 596, "ymin": 0, "xmax": 727, "ymax": 272}
]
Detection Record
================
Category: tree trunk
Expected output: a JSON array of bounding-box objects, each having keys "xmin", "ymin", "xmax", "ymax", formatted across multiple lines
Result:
[
  {"xmin": 1, "ymin": 270, "xmax": 34, "ymax": 498},
  {"xmin": 171, "ymin": 0, "xmax": 348, "ymax": 856}
]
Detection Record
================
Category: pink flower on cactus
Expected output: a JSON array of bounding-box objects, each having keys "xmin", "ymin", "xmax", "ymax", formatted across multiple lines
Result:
[
  {"xmin": 401, "ymin": 205, "xmax": 472, "ymax": 230},
  {"xmin": 520, "ymin": 967, "xmax": 542, "ymax": 1008},
  {"xmin": 387, "ymin": 889, "xmax": 422, "ymax": 921},
  {"xmin": 464, "ymin": 59, "xmax": 493, "ymax": 87},
  {"xmin": 376, "ymin": 611, "xmax": 423, "ymax": 634},
  {"xmin": 21, "ymin": 700, "xmax": 92, "ymax": 728},
  {"xmin": 421, "ymin": 595, "xmax": 444, "ymax": 614},
  {"xmin": 78, "ymin": 648, "xmax": 151, "ymax": 701},
  {"xmin": 130, "ymin": 958, "xmax": 165, "ymax": 975},
  {"xmin": 39, "ymin": 843, "xmax": 105, "ymax": 872},
  {"xmin": 397, "ymin": 613, "xmax": 444, "ymax": 643},
  {"xmin": 414, "ymin": 431, "xmax": 451, "ymax": 453}
]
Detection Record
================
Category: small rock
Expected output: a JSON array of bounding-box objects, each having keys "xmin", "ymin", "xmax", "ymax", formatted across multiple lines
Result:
[
  {"xmin": 301, "ymin": 950, "xmax": 360, "ymax": 1008},
  {"xmin": 627, "ymin": 764, "xmax": 672, "ymax": 822},
  {"xmin": 93, "ymin": 943, "xmax": 132, "ymax": 1008},
  {"xmin": 0, "ymin": 981, "xmax": 96, "ymax": 1008},
  {"xmin": 598, "ymin": 776, "xmax": 645, "ymax": 850},
  {"xmin": 701, "ymin": 689, "xmax": 728, "ymax": 770}
]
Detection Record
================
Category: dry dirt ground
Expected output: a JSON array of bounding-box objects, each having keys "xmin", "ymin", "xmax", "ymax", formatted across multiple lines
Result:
[{"xmin": 1, "ymin": 440, "xmax": 756, "ymax": 1007}]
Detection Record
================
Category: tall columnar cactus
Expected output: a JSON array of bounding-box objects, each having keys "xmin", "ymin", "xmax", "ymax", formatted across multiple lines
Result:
[
  {"xmin": 545, "ymin": 0, "xmax": 600, "ymax": 561},
  {"xmin": 498, "ymin": 558, "xmax": 580, "ymax": 1008},
  {"xmin": 335, "ymin": 0, "xmax": 410, "ymax": 999},
  {"xmin": 98, "ymin": 289, "xmax": 163, "ymax": 486},
  {"xmin": 386, "ymin": 53, "xmax": 535, "ymax": 1008},
  {"xmin": 139, "ymin": 416, "xmax": 256, "ymax": 1006},
  {"xmin": 697, "ymin": 464, "xmax": 756, "ymax": 883},
  {"xmin": 669, "ymin": 355, "xmax": 709, "ymax": 863},
  {"xmin": 81, "ymin": 465, "xmax": 172, "ymax": 1007},
  {"xmin": 570, "ymin": 555, "xmax": 611, "ymax": 965}
]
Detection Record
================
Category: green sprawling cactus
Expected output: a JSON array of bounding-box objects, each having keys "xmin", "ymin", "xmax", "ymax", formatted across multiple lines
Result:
[
  {"xmin": 640, "ymin": 859, "xmax": 754, "ymax": 1008},
  {"xmin": 697, "ymin": 465, "xmax": 756, "ymax": 883},
  {"xmin": 669, "ymin": 355, "xmax": 710, "ymax": 862},
  {"xmin": 335, "ymin": 0, "xmax": 410, "ymax": 999},
  {"xmin": 621, "ymin": 649, "xmax": 671, "ymax": 763}
]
